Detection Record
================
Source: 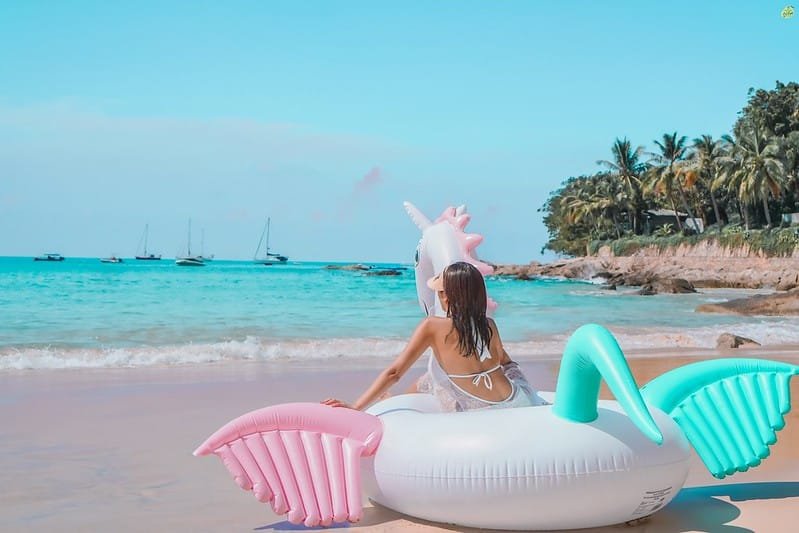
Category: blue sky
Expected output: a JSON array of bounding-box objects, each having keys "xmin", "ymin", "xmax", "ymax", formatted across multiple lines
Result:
[{"xmin": 1, "ymin": 1, "xmax": 797, "ymax": 262}]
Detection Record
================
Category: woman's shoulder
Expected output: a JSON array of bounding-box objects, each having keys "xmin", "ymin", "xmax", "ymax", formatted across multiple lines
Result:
[{"xmin": 420, "ymin": 316, "xmax": 450, "ymax": 333}]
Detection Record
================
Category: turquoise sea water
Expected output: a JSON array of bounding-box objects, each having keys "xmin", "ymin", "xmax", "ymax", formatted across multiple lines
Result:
[{"xmin": 1, "ymin": 257, "xmax": 797, "ymax": 370}]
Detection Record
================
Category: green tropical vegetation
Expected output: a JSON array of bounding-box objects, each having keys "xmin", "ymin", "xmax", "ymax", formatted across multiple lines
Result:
[{"xmin": 540, "ymin": 81, "xmax": 799, "ymax": 257}]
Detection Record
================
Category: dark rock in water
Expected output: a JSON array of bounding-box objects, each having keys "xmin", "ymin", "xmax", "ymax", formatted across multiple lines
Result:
[
  {"xmin": 365, "ymin": 269, "xmax": 402, "ymax": 276},
  {"xmin": 325, "ymin": 264, "xmax": 371, "ymax": 271},
  {"xmin": 636, "ymin": 278, "xmax": 696, "ymax": 295},
  {"xmin": 326, "ymin": 264, "xmax": 408, "ymax": 273},
  {"xmin": 716, "ymin": 333, "xmax": 761, "ymax": 349},
  {"xmin": 517, "ymin": 272, "xmax": 531, "ymax": 281},
  {"xmin": 637, "ymin": 284, "xmax": 657, "ymax": 296},
  {"xmin": 697, "ymin": 288, "xmax": 799, "ymax": 316},
  {"xmin": 606, "ymin": 273, "xmax": 626, "ymax": 286},
  {"xmin": 655, "ymin": 278, "xmax": 696, "ymax": 294},
  {"xmin": 600, "ymin": 283, "xmax": 617, "ymax": 291},
  {"xmin": 624, "ymin": 272, "xmax": 655, "ymax": 287}
]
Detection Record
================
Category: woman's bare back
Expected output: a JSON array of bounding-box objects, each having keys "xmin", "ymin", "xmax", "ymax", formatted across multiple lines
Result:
[{"xmin": 426, "ymin": 316, "xmax": 514, "ymax": 402}]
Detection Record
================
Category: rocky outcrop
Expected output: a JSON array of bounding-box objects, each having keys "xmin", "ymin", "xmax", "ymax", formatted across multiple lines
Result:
[
  {"xmin": 594, "ymin": 239, "xmax": 799, "ymax": 260},
  {"xmin": 494, "ymin": 255, "xmax": 799, "ymax": 291},
  {"xmin": 776, "ymin": 274, "xmax": 799, "ymax": 291},
  {"xmin": 696, "ymin": 289, "xmax": 799, "ymax": 316},
  {"xmin": 716, "ymin": 333, "xmax": 761, "ymax": 349},
  {"xmin": 493, "ymin": 259, "xmax": 607, "ymax": 281},
  {"xmin": 637, "ymin": 278, "xmax": 696, "ymax": 295}
]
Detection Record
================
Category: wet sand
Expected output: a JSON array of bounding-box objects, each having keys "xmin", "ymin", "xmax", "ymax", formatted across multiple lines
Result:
[{"xmin": 1, "ymin": 349, "xmax": 798, "ymax": 533}]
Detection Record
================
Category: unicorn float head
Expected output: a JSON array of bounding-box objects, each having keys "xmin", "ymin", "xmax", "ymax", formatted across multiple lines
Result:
[{"xmin": 403, "ymin": 201, "xmax": 497, "ymax": 317}]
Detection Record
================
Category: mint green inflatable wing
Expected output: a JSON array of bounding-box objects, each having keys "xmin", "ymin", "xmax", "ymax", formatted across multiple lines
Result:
[{"xmin": 641, "ymin": 359, "xmax": 799, "ymax": 479}]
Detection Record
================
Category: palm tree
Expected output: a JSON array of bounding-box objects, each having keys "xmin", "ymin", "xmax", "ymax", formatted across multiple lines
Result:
[
  {"xmin": 646, "ymin": 132, "xmax": 697, "ymax": 231},
  {"xmin": 597, "ymin": 138, "xmax": 646, "ymax": 234},
  {"xmin": 684, "ymin": 135, "xmax": 726, "ymax": 228},
  {"xmin": 718, "ymin": 126, "xmax": 786, "ymax": 228},
  {"xmin": 563, "ymin": 175, "xmax": 625, "ymax": 239},
  {"xmin": 784, "ymin": 131, "xmax": 799, "ymax": 195}
]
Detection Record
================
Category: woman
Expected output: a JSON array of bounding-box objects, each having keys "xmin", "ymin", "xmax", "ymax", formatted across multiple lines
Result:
[{"xmin": 323, "ymin": 261, "xmax": 545, "ymax": 412}]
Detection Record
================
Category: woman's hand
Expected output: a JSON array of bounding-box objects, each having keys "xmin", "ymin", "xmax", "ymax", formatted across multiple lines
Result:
[{"xmin": 322, "ymin": 398, "xmax": 354, "ymax": 409}]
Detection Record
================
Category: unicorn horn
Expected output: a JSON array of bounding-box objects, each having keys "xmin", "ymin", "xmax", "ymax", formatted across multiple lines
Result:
[{"xmin": 403, "ymin": 201, "xmax": 432, "ymax": 230}]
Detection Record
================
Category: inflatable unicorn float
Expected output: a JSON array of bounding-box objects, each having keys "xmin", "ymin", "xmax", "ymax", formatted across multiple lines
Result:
[{"xmin": 195, "ymin": 202, "xmax": 799, "ymax": 530}]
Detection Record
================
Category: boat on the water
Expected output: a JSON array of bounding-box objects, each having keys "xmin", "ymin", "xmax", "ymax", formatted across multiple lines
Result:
[
  {"xmin": 100, "ymin": 256, "xmax": 123, "ymax": 264},
  {"xmin": 176, "ymin": 219, "xmax": 205, "ymax": 267},
  {"xmin": 253, "ymin": 217, "xmax": 288, "ymax": 265},
  {"xmin": 34, "ymin": 253, "xmax": 65, "ymax": 262},
  {"xmin": 175, "ymin": 256, "xmax": 205, "ymax": 267},
  {"xmin": 135, "ymin": 224, "xmax": 161, "ymax": 260}
]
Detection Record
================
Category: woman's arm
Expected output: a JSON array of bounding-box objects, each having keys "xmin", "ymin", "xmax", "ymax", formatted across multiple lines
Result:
[
  {"xmin": 488, "ymin": 318, "xmax": 513, "ymax": 365},
  {"xmin": 323, "ymin": 318, "xmax": 434, "ymax": 410},
  {"xmin": 489, "ymin": 318, "xmax": 535, "ymax": 387}
]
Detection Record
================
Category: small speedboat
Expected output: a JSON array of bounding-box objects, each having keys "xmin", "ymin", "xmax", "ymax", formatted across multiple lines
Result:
[
  {"xmin": 254, "ymin": 252, "xmax": 288, "ymax": 265},
  {"xmin": 100, "ymin": 256, "xmax": 123, "ymax": 264},
  {"xmin": 34, "ymin": 253, "xmax": 65, "ymax": 262},
  {"xmin": 176, "ymin": 256, "xmax": 205, "ymax": 267}
]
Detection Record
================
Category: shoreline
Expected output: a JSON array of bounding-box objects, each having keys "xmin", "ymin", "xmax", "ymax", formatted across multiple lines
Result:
[{"xmin": 2, "ymin": 349, "xmax": 798, "ymax": 532}]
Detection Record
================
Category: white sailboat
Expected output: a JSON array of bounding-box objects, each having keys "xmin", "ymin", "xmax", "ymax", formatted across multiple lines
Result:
[
  {"xmin": 176, "ymin": 219, "xmax": 205, "ymax": 267},
  {"xmin": 135, "ymin": 224, "xmax": 161, "ymax": 260},
  {"xmin": 253, "ymin": 217, "xmax": 288, "ymax": 265}
]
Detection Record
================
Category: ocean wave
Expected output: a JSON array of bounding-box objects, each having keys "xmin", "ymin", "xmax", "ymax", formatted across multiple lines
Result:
[
  {"xmin": 0, "ymin": 337, "xmax": 409, "ymax": 370},
  {"xmin": 601, "ymin": 321, "xmax": 799, "ymax": 350},
  {"xmin": 2, "ymin": 319, "xmax": 798, "ymax": 370}
]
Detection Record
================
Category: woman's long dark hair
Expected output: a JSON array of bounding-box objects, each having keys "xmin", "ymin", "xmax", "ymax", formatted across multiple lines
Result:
[{"xmin": 442, "ymin": 262, "xmax": 493, "ymax": 358}]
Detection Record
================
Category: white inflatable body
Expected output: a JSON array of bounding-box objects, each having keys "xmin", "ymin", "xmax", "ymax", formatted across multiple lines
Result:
[{"xmin": 363, "ymin": 393, "xmax": 690, "ymax": 530}]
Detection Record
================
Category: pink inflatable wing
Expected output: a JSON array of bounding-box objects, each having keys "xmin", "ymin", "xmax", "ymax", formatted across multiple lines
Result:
[{"xmin": 193, "ymin": 403, "xmax": 383, "ymax": 527}]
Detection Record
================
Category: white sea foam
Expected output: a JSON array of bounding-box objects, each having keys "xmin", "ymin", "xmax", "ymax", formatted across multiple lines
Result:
[
  {"xmin": 3, "ymin": 319, "xmax": 799, "ymax": 370},
  {"xmin": 513, "ymin": 321, "xmax": 799, "ymax": 355},
  {"xmin": 0, "ymin": 337, "xmax": 409, "ymax": 370}
]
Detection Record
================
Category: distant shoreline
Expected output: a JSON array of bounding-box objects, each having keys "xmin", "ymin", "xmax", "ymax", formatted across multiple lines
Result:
[{"xmin": 494, "ymin": 254, "xmax": 799, "ymax": 291}]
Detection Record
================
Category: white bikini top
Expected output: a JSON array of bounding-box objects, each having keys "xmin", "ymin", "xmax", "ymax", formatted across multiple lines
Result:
[
  {"xmin": 446, "ymin": 363, "xmax": 503, "ymax": 390},
  {"xmin": 419, "ymin": 335, "xmax": 544, "ymax": 411},
  {"xmin": 428, "ymin": 356, "xmax": 514, "ymax": 408}
]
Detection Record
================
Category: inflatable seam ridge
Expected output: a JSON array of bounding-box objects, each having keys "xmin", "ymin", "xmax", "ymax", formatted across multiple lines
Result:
[{"xmin": 370, "ymin": 457, "xmax": 690, "ymax": 480}]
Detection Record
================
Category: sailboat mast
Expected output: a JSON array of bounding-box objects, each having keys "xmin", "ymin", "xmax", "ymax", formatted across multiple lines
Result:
[
  {"xmin": 266, "ymin": 217, "xmax": 271, "ymax": 252},
  {"xmin": 187, "ymin": 219, "xmax": 192, "ymax": 256},
  {"xmin": 254, "ymin": 219, "xmax": 267, "ymax": 260},
  {"xmin": 143, "ymin": 224, "xmax": 149, "ymax": 255}
]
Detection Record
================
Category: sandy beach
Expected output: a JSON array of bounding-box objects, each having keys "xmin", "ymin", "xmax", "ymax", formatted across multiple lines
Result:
[{"xmin": 2, "ymin": 349, "xmax": 798, "ymax": 533}]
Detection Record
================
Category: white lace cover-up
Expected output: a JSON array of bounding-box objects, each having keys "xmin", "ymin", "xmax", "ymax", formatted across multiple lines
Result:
[{"xmin": 416, "ymin": 354, "xmax": 548, "ymax": 412}]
